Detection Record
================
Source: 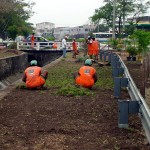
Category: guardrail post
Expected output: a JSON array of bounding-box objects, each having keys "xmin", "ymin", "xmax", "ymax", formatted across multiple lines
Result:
[
  {"xmin": 112, "ymin": 67, "xmax": 124, "ymax": 77},
  {"xmin": 99, "ymin": 51, "xmax": 104, "ymax": 60},
  {"xmin": 118, "ymin": 100, "xmax": 139, "ymax": 128},
  {"xmin": 111, "ymin": 54, "xmax": 119, "ymax": 63},
  {"xmin": 111, "ymin": 60, "xmax": 121, "ymax": 68},
  {"xmin": 108, "ymin": 52, "xmax": 112, "ymax": 62},
  {"xmin": 114, "ymin": 77, "xmax": 128, "ymax": 97},
  {"xmin": 104, "ymin": 52, "xmax": 108, "ymax": 61}
]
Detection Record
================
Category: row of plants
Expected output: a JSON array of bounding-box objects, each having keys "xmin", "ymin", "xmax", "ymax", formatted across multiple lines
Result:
[{"xmin": 109, "ymin": 30, "xmax": 150, "ymax": 62}]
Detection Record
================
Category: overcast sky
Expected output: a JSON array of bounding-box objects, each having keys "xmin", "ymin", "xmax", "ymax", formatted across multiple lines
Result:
[{"xmin": 25, "ymin": 0, "xmax": 104, "ymax": 27}]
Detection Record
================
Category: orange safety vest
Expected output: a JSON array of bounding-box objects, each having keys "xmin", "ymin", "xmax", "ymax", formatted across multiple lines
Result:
[
  {"xmin": 72, "ymin": 41, "xmax": 77, "ymax": 51},
  {"xmin": 31, "ymin": 35, "xmax": 35, "ymax": 42},
  {"xmin": 87, "ymin": 39, "xmax": 93, "ymax": 55},
  {"xmin": 92, "ymin": 40, "xmax": 99, "ymax": 55},
  {"xmin": 53, "ymin": 43, "xmax": 57, "ymax": 49},
  {"xmin": 75, "ymin": 66, "xmax": 96, "ymax": 88},
  {"xmin": 24, "ymin": 66, "xmax": 45, "ymax": 88}
]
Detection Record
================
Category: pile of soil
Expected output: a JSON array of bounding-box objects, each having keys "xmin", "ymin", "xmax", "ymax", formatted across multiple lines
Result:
[{"xmin": 0, "ymin": 53, "xmax": 150, "ymax": 150}]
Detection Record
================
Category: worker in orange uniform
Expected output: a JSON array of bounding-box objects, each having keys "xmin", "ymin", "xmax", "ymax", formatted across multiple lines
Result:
[
  {"xmin": 73, "ymin": 59, "xmax": 98, "ymax": 89},
  {"xmin": 72, "ymin": 38, "xmax": 78, "ymax": 58},
  {"xmin": 87, "ymin": 36, "xmax": 93, "ymax": 59},
  {"xmin": 53, "ymin": 42, "xmax": 58, "ymax": 49},
  {"xmin": 22, "ymin": 60, "xmax": 48, "ymax": 89},
  {"xmin": 31, "ymin": 33, "xmax": 35, "ymax": 49},
  {"xmin": 92, "ymin": 37, "xmax": 99, "ymax": 61}
]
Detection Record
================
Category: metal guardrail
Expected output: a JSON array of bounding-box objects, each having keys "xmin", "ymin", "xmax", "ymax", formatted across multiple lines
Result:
[
  {"xmin": 118, "ymin": 54, "xmax": 150, "ymax": 144},
  {"xmin": 99, "ymin": 51, "xmax": 150, "ymax": 143}
]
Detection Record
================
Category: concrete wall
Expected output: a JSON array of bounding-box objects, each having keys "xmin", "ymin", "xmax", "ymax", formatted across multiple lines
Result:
[
  {"xmin": 0, "ymin": 53, "xmax": 28, "ymax": 80},
  {"xmin": 0, "ymin": 50, "xmax": 63, "ymax": 81},
  {"xmin": 26, "ymin": 50, "xmax": 63, "ymax": 67}
]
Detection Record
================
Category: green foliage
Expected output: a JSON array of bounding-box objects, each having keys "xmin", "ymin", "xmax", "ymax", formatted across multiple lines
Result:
[
  {"xmin": 91, "ymin": 3, "xmax": 113, "ymax": 27},
  {"xmin": 0, "ymin": 0, "xmax": 35, "ymax": 39},
  {"xmin": 7, "ymin": 25, "xmax": 18, "ymax": 40},
  {"xmin": 125, "ymin": 22, "xmax": 136, "ymax": 35},
  {"xmin": 109, "ymin": 38, "xmax": 119, "ymax": 49},
  {"xmin": 126, "ymin": 45, "xmax": 137, "ymax": 56},
  {"xmin": 76, "ymin": 38, "xmax": 85, "ymax": 42},
  {"xmin": 90, "ymin": 0, "xmax": 150, "ymax": 33},
  {"xmin": 47, "ymin": 37, "xmax": 55, "ymax": 41},
  {"xmin": 95, "ymin": 66, "xmax": 114, "ymax": 89},
  {"xmin": 133, "ymin": 30, "xmax": 150, "ymax": 55},
  {"xmin": 57, "ymin": 85, "xmax": 92, "ymax": 96},
  {"xmin": 7, "ymin": 42, "xmax": 17, "ymax": 49}
]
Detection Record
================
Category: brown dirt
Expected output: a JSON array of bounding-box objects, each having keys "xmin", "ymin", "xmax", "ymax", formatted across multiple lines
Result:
[
  {"xmin": 0, "ymin": 52, "xmax": 150, "ymax": 150},
  {"xmin": 0, "ymin": 49, "xmax": 23, "ymax": 58}
]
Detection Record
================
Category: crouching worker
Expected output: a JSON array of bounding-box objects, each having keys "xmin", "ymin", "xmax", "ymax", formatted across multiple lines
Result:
[
  {"xmin": 73, "ymin": 59, "xmax": 98, "ymax": 89},
  {"xmin": 22, "ymin": 60, "xmax": 48, "ymax": 89}
]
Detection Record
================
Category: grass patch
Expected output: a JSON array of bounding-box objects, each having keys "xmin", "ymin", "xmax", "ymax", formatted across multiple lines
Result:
[{"xmin": 46, "ymin": 57, "xmax": 114, "ymax": 96}]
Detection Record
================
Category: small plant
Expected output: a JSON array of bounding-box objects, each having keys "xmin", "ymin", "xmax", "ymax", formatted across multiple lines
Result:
[
  {"xmin": 109, "ymin": 38, "xmax": 119, "ymax": 50},
  {"xmin": 133, "ymin": 30, "xmax": 150, "ymax": 56},
  {"xmin": 7, "ymin": 42, "xmax": 17, "ymax": 49},
  {"xmin": 126, "ymin": 45, "xmax": 137, "ymax": 57}
]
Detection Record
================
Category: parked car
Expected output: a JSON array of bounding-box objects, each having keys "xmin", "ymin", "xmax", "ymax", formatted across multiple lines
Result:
[{"xmin": 24, "ymin": 35, "xmax": 54, "ymax": 49}]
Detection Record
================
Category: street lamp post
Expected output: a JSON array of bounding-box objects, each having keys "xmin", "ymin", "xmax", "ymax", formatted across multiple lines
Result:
[{"xmin": 112, "ymin": 0, "xmax": 116, "ymax": 39}]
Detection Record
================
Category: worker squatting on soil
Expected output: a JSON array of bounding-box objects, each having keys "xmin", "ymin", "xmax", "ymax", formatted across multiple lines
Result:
[
  {"xmin": 22, "ymin": 60, "xmax": 48, "ymax": 89},
  {"xmin": 73, "ymin": 59, "xmax": 98, "ymax": 89}
]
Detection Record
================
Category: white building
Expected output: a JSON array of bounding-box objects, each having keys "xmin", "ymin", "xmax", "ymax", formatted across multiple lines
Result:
[
  {"xmin": 69, "ymin": 24, "xmax": 96, "ymax": 36},
  {"xmin": 53, "ymin": 24, "xmax": 96, "ymax": 40},
  {"xmin": 53, "ymin": 27, "xmax": 70, "ymax": 41},
  {"xmin": 35, "ymin": 22, "xmax": 55, "ymax": 35}
]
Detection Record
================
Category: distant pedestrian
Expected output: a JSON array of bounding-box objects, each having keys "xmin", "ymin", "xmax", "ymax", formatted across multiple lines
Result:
[
  {"xmin": 72, "ymin": 38, "xmax": 78, "ymax": 59},
  {"xmin": 73, "ymin": 59, "xmax": 98, "ymax": 89},
  {"xmin": 31, "ymin": 33, "xmax": 35, "ymax": 49},
  {"xmin": 22, "ymin": 60, "xmax": 48, "ymax": 89},
  {"xmin": 62, "ymin": 36, "xmax": 68, "ymax": 58}
]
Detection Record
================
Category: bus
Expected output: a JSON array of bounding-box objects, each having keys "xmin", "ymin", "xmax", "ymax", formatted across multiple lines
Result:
[
  {"xmin": 93, "ymin": 32, "xmax": 127, "ymax": 42},
  {"xmin": 93, "ymin": 32, "xmax": 112, "ymax": 42}
]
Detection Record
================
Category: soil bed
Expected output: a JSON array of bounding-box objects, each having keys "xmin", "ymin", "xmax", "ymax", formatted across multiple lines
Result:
[
  {"xmin": 0, "ymin": 49, "xmax": 23, "ymax": 58},
  {"xmin": 0, "ymin": 52, "xmax": 149, "ymax": 150}
]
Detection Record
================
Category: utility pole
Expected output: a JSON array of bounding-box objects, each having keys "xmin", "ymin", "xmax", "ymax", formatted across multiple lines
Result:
[{"xmin": 112, "ymin": 0, "xmax": 116, "ymax": 39}]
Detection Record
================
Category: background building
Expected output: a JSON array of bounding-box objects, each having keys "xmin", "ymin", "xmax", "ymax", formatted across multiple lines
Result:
[
  {"xmin": 53, "ymin": 27, "xmax": 70, "ymax": 41},
  {"xmin": 68, "ymin": 24, "xmax": 96, "ymax": 38},
  {"xmin": 35, "ymin": 22, "xmax": 55, "ymax": 36},
  {"xmin": 127, "ymin": 16, "xmax": 150, "ymax": 31}
]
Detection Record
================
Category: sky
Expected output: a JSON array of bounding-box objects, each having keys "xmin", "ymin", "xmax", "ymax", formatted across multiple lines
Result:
[{"xmin": 25, "ymin": 0, "xmax": 104, "ymax": 27}]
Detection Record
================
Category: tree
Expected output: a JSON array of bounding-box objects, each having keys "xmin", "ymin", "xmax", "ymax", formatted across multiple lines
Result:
[
  {"xmin": 90, "ymin": 2, "xmax": 113, "ymax": 28},
  {"xmin": 90, "ymin": 0, "xmax": 150, "ymax": 35},
  {"xmin": 0, "ymin": 0, "xmax": 35, "ymax": 39}
]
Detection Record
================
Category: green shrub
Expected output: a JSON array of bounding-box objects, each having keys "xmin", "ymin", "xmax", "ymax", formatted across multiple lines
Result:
[
  {"xmin": 7, "ymin": 42, "xmax": 17, "ymax": 49},
  {"xmin": 126, "ymin": 46, "xmax": 137, "ymax": 57}
]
